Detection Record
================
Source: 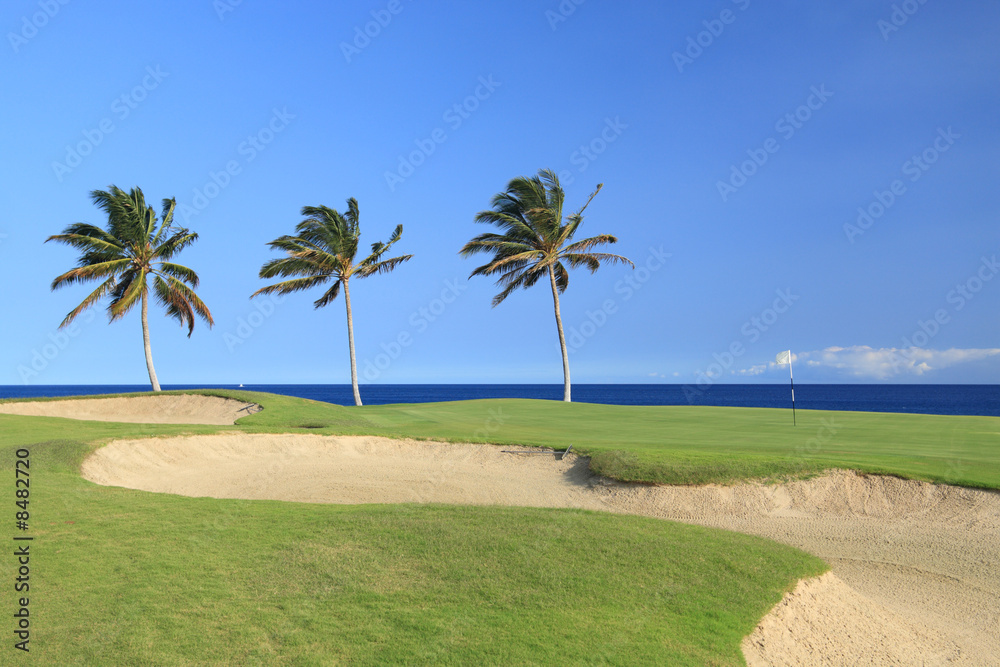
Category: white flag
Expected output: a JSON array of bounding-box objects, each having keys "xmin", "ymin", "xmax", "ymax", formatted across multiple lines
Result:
[{"xmin": 775, "ymin": 350, "xmax": 791, "ymax": 366}]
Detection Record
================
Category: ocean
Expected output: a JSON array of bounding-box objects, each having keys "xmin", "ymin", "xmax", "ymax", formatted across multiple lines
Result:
[{"xmin": 0, "ymin": 384, "xmax": 997, "ymax": 417}]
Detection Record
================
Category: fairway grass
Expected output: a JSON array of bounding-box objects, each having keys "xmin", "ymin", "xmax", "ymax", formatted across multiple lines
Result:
[{"xmin": 3, "ymin": 389, "xmax": 996, "ymax": 664}]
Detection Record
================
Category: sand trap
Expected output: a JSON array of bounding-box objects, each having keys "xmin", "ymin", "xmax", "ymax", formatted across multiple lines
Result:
[
  {"xmin": 0, "ymin": 394, "xmax": 260, "ymax": 425},
  {"xmin": 741, "ymin": 572, "xmax": 957, "ymax": 666},
  {"xmin": 81, "ymin": 433, "xmax": 1000, "ymax": 665}
]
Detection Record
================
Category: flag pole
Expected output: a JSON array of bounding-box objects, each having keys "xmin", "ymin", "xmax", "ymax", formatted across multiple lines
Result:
[
  {"xmin": 776, "ymin": 350, "xmax": 796, "ymax": 426},
  {"xmin": 788, "ymin": 352, "xmax": 796, "ymax": 426}
]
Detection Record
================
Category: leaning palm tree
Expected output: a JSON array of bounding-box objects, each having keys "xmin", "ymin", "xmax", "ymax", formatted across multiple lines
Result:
[
  {"xmin": 251, "ymin": 199, "xmax": 411, "ymax": 406},
  {"xmin": 460, "ymin": 169, "xmax": 633, "ymax": 402},
  {"xmin": 47, "ymin": 185, "xmax": 213, "ymax": 392}
]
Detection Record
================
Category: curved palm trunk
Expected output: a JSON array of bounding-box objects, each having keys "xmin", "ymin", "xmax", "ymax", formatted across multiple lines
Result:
[
  {"xmin": 342, "ymin": 279, "xmax": 363, "ymax": 407},
  {"xmin": 548, "ymin": 266, "xmax": 571, "ymax": 402},
  {"xmin": 141, "ymin": 289, "xmax": 161, "ymax": 392}
]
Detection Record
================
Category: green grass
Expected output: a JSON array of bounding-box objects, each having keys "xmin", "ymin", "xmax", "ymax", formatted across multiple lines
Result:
[
  {"xmin": 181, "ymin": 390, "xmax": 998, "ymax": 489},
  {"xmin": 3, "ymin": 389, "xmax": 996, "ymax": 664}
]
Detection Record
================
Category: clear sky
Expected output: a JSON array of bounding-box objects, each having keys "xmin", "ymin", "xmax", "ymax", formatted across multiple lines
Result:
[{"xmin": 2, "ymin": 0, "xmax": 998, "ymax": 386}]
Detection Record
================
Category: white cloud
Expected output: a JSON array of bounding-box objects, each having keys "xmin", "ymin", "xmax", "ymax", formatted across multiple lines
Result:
[{"xmin": 736, "ymin": 346, "xmax": 1000, "ymax": 380}]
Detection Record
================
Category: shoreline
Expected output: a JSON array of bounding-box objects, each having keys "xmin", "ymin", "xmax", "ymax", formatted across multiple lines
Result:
[{"xmin": 2, "ymin": 383, "xmax": 999, "ymax": 417}]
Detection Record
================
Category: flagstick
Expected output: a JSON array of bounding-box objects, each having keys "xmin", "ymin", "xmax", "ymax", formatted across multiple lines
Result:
[{"xmin": 788, "ymin": 354, "xmax": 796, "ymax": 426}]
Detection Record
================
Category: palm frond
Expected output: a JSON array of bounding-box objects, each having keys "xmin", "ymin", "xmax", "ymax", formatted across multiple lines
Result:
[
  {"xmin": 539, "ymin": 169, "xmax": 565, "ymax": 218},
  {"xmin": 107, "ymin": 269, "xmax": 145, "ymax": 321},
  {"xmin": 553, "ymin": 262, "xmax": 570, "ymax": 293},
  {"xmin": 154, "ymin": 274, "xmax": 214, "ymax": 334},
  {"xmin": 58, "ymin": 276, "xmax": 117, "ymax": 328},
  {"xmin": 153, "ymin": 275, "xmax": 196, "ymax": 336},
  {"xmin": 562, "ymin": 251, "xmax": 634, "ymax": 271},
  {"xmin": 459, "ymin": 234, "xmax": 537, "ymax": 258},
  {"xmin": 574, "ymin": 183, "xmax": 603, "ymax": 216},
  {"xmin": 258, "ymin": 256, "xmax": 334, "ymax": 280},
  {"xmin": 561, "ymin": 254, "xmax": 600, "ymax": 272},
  {"xmin": 472, "ymin": 210, "xmax": 536, "ymax": 240},
  {"xmin": 50, "ymin": 259, "xmax": 131, "ymax": 290},
  {"xmin": 158, "ymin": 262, "xmax": 201, "ymax": 288},
  {"xmin": 490, "ymin": 272, "xmax": 534, "ymax": 307},
  {"xmin": 354, "ymin": 254, "xmax": 412, "ymax": 279},
  {"xmin": 361, "ymin": 223, "xmax": 405, "ymax": 265},
  {"xmin": 93, "ymin": 186, "xmax": 147, "ymax": 247},
  {"xmin": 494, "ymin": 262, "xmax": 545, "ymax": 288},
  {"xmin": 265, "ymin": 234, "xmax": 312, "ymax": 252},
  {"xmin": 312, "ymin": 280, "xmax": 342, "ymax": 309},
  {"xmin": 46, "ymin": 224, "xmax": 124, "ymax": 255},
  {"xmin": 343, "ymin": 198, "xmax": 360, "ymax": 236},
  {"xmin": 562, "ymin": 234, "xmax": 618, "ymax": 253},
  {"xmin": 251, "ymin": 275, "xmax": 331, "ymax": 300},
  {"xmin": 154, "ymin": 229, "xmax": 198, "ymax": 262},
  {"xmin": 468, "ymin": 250, "xmax": 543, "ymax": 279},
  {"xmin": 152, "ymin": 198, "xmax": 176, "ymax": 245}
]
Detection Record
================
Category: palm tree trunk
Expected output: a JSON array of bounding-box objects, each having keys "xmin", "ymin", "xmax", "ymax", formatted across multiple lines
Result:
[
  {"xmin": 548, "ymin": 266, "xmax": 571, "ymax": 402},
  {"xmin": 342, "ymin": 279, "xmax": 363, "ymax": 407},
  {"xmin": 141, "ymin": 288, "xmax": 161, "ymax": 392}
]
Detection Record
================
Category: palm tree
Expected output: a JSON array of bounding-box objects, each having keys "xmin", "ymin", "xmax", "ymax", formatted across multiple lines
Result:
[
  {"xmin": 460, "ymin": 169, "xmax": 633, "ymax": 402},
  {"xmin": 47, "ymin": 185, "xmax": 213, "ymax": 392},
  {"xmin": 252, "ymin": 199, "xmax": 412, "ymax": 406}
]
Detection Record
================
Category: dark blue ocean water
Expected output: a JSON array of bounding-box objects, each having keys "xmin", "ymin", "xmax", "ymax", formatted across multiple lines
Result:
[{"xmin": 0, "ymin": 384, "xmax": 997, "ymax": 417}]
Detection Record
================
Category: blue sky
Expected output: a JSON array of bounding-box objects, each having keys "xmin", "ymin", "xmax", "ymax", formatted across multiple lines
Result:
[{"xmin": 1, "ymin": 0, "xmax": 998, "ymax": 386}]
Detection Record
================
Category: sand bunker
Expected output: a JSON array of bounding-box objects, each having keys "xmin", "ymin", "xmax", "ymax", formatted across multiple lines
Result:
[
  {"xmin": 82, "ymin": 433, "xmax": 1000, "ymax": 665},
  {"xmin": 0, "ymin": 394, "xmax": 259, "ymax": 425},
  {"xmin": 741, "ymin": 572, "xmax": 957, "ymax": 666}
]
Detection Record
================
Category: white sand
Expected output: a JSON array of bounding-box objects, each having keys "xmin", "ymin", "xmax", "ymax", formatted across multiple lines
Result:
[
  {"xmin": 81, "ymin": 431, "xmax": 1000, "ymax": 665},
  {"xmin": 0, "ymin": 394, "xmax": 259, "ymax": 425},
  {"xmin": 741, "ymin": 573, "xmax": 958, "ymax": 666}
]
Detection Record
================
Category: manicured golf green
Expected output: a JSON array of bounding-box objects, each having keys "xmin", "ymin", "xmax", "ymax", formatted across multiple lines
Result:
[
  {"xmin": 3, "ymin": 389, "xmax": 996, "ymax": 664},
  {"xmin": 224, "ymin": 389, "xmax": 999, "ymax": 489}
]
